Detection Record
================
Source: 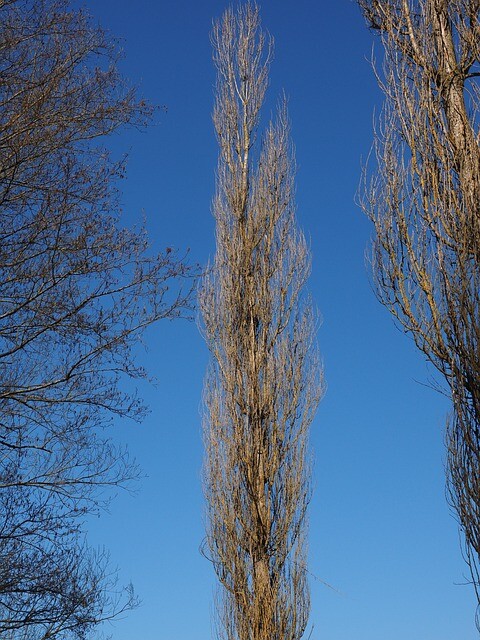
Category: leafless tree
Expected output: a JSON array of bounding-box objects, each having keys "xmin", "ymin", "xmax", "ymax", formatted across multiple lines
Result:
[
  {"xmin": 0, "ymin": 0, "xmax": 193, "ymax": 637},
  {"xmin": 357, "ymin": 0, "xmax": 480, "ymax": 625},
  {"xmin": 200, "ymin": 5, "xmax": 323, "ymax": 640}
]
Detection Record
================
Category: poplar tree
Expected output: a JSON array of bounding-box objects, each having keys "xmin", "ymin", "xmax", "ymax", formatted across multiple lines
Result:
[
  {"xmin": 358, "ymin": 0, "xmax": 480, "ymax": 625},
  {"xmin": 200, "ymin": 5, "xmax": 323, "ymax": 639}
]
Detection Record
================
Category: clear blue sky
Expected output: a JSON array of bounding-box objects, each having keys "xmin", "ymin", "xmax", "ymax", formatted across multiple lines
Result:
[{"xmin": 78, "ymin": 1, "xmax": 477, "ymax": 638}]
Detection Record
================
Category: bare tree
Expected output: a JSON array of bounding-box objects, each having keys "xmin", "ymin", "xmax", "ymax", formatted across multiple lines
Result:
[
  {"xmin": 357, "ymin": 0, "xmax": 480, "ymax": 625},
  {"xmin": 200, "ymin": 5, "xmax": 323, "ymax": 640},
  {"xmin": 0, "ymin": 0, "xmax": 193, "ymax": 637}
]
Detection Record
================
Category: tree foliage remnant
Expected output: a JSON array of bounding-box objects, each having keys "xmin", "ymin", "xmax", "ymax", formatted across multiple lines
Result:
[
  {"xmin": 358, "ymin": 0, "xmax": 480, "ymax": 625},
  {"xmin": 200, "ymin": 5, "xmax": 323, "ymax": 639}
]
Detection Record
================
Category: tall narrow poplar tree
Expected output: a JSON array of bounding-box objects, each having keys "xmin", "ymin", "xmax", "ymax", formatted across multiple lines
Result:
[{"xmin": 200, "ymin": 5, "xmax": 323, "ymax": 640}]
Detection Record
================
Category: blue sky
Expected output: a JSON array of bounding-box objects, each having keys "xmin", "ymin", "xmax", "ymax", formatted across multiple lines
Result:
[{"xmin": 79, "ymin": 1, "xmax": 477, "ymax": 638}]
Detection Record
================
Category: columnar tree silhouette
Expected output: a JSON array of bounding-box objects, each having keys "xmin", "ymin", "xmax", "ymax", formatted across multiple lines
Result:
[
  {"xmin": 0, "ymin": 0, "xmax": 192, "ymax": 637},
  {"xmin": 200, "ymin": 5, "xmax": 323, "ymax": 640},
  {"xmin": 357, "ymin": 0, "xmax": 480, "ymax": 625}
]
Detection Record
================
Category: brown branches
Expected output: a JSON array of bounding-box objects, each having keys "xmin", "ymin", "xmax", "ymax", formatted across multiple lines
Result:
[
  {"xmin": 200, "ymin": 5, "xmax": 323, "ymax": 640},
  {"xmin": 358, "ymin": 0, "xmax": 480, "ymax": 626}
]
